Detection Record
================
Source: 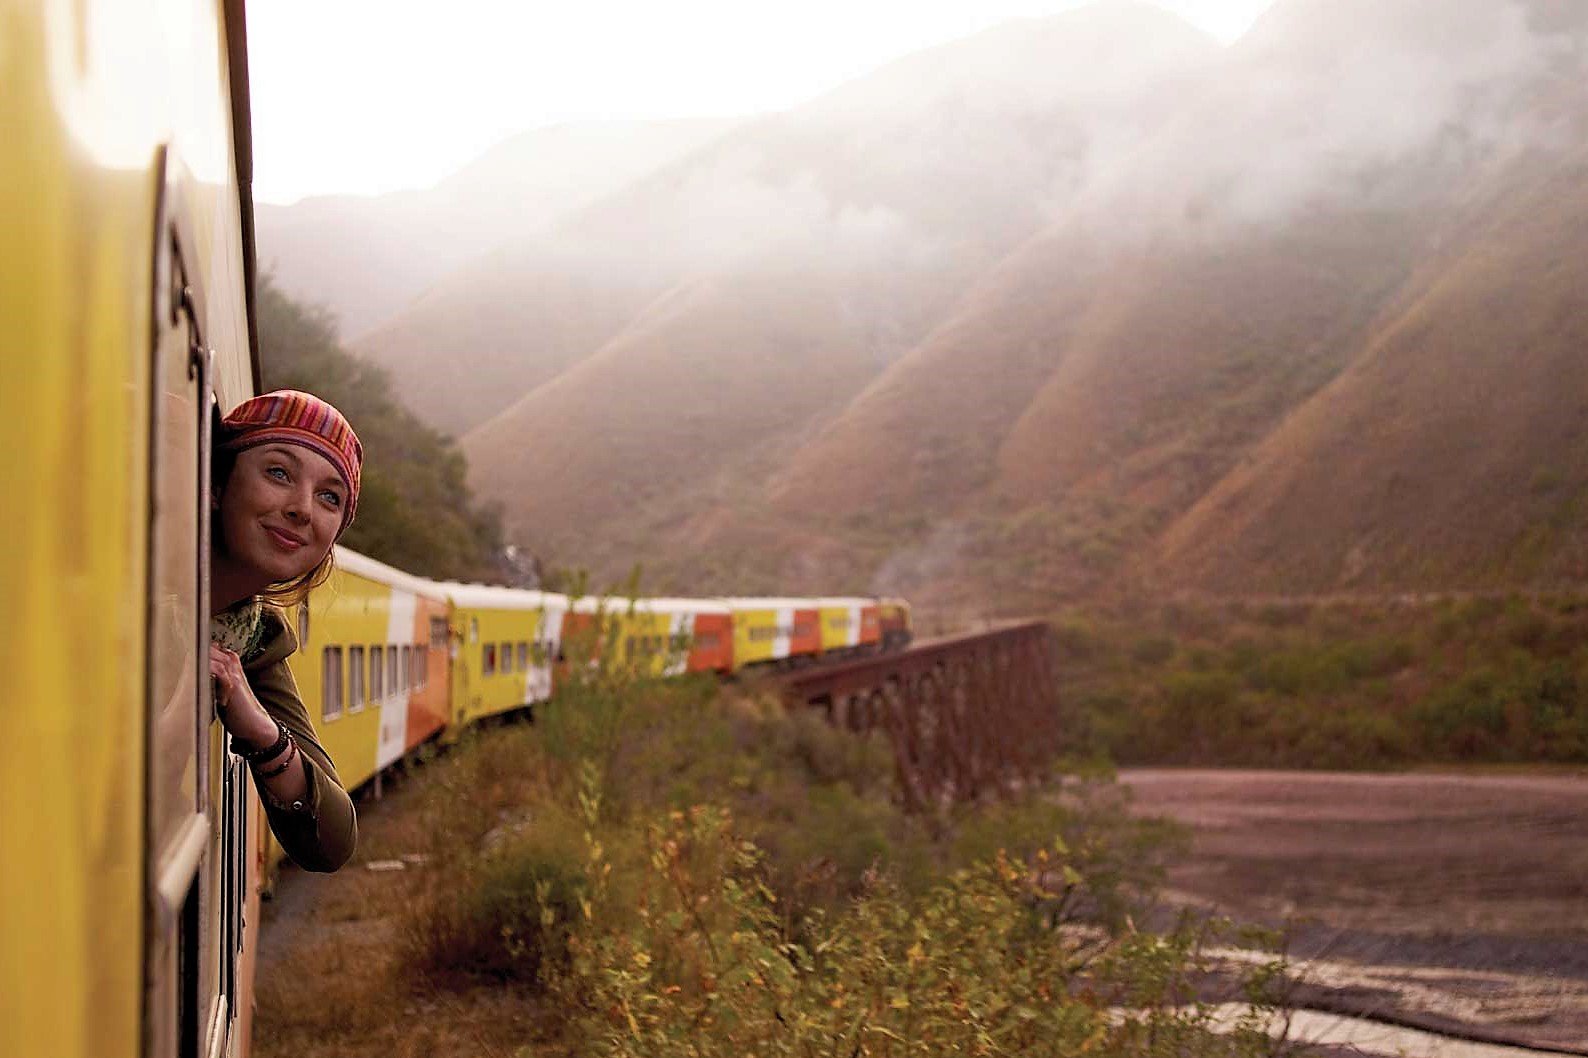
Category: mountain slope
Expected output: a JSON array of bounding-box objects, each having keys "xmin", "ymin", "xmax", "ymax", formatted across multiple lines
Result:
[
  {"xmin": 453, "ymin": 3, "xmax": 1220, "ymax": 575},
  {"xmin": 1153, "ymin": 135, "xmax": 1588, "ymax": 593}
]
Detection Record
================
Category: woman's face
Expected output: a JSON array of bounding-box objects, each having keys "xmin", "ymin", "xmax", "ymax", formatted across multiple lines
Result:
[{"xmin": 217, "ymin": 443, "xmax": 347, "ymax": 584}]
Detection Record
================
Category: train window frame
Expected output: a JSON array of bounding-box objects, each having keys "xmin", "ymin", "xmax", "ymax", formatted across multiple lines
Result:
[
  {"xmin": 401, "ymin": 645, "xmax": 412, "ymax": 691},
  {"xmin": 482, "ymin": 642, "xmax": 496, "ymax": 675},
  {"xmin": 417, "ymin": 649, "xmax": 428, "ymax": 689},
  {"xmin": 499, "ymin": 641, "xmax": 514, "ymax": 674},
  {"xmin": 369, "ymin": 644, "xmax": 384, "ymax": 701},
  {"xmin": 430, "ymin": 616, "xmax": 448, "ymax": 649},
  {"xmin": 348, "ymin": 645, "xmax": 365, "ymax": 713},
  {"xmin": 517, "ymin": 642, "xmax": 529, "ymax": 670},
  {"xmin": 387, "ymin": 646, "xmax": 399, "ymax": 698},
  {"xmin": 322, "ymin": 647, "xmax": 344, "ymax": 722}
]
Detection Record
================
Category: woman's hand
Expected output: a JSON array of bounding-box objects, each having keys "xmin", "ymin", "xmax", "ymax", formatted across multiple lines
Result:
[{"xmin": 209, "ymin": 644, "xmax": 279, "ymax": 748}]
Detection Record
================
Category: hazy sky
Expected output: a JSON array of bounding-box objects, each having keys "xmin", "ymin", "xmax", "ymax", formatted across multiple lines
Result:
[{"xmin": 248, "ymin": 0, "xmax": 1278, "ymax": 204}]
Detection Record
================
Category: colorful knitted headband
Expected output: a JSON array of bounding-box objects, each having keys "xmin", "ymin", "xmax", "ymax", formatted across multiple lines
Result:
[{"xmin": 221, "ymin": 390, "xmax": 363, "ymax": 535}]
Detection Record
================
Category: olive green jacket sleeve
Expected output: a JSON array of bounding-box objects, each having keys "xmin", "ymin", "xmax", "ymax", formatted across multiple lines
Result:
[{"xmin": 244, "ymin": 608, "xmax": 358, "ymax": 873}]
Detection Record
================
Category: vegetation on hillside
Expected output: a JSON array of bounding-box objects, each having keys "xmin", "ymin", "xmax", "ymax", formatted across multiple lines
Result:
[
  {"xmin": 257, "ymin": 642, "xmax": 1299, "ymax": 1057},
  {"xmin": 1059, "ymin": 593, "xmax": 1588, "ymax": 769},
  {"xmin": 256, "ymin": 274, "xmax": 505, "ymax": 581}
]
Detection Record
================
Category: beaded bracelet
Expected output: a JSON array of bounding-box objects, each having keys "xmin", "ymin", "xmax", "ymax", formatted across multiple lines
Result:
[
  {"xmin": 235, "ymin": 718, "xmax": 290, "ymax": 764},
  {"xmin": 256, "ymin": 735, "xmax": 299, "ymax": 780}
]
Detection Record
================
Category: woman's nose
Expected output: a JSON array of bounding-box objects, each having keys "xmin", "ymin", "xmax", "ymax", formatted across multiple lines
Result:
[{"xmin": 284, "ymin": 488, "xmax": 311, "ymax": 523}]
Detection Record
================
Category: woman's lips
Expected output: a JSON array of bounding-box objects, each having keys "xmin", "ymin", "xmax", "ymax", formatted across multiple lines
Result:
[{"xmin": 266, "ymin": 526, "xmax": 306, "ymax": 552}]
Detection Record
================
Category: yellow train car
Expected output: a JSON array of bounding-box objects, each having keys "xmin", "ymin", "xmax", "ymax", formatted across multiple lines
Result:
[
  {"xmin": 721, "ymin": 597, "xmax": 824, "ymax": 671},
  {"xmin": 442, "ymin": 584, "xmax": 568, "ymax": 725},
  {"xmin": 591, "ymin": 597, "xmax": 734, "ymax": 678},
  {"xmin": 286, "ymin": 547, "xmax": 451, "ymax": 791},
  {"xmin": 3, "ymin": 2, "xmax": 265, "ymax": 1056}
]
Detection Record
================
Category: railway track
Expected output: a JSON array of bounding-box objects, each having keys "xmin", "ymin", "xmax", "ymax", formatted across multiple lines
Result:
[{"xmin": 779, "ymin": 621, "xmax": 1062, "ymax": 811}]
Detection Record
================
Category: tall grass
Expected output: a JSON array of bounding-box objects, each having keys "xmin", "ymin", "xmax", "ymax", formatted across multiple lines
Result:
[{"xmin": 392, "ymin": 645, "xmax": 1296, "ymax": 1056}]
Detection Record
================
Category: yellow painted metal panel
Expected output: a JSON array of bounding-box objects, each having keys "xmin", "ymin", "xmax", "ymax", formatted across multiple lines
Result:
[
  {"xmin": 0, "ymin": 10, "xmax": 154, "ymax": 1057},
  {"xmin": 731, "ymin": 607, "xmax": 779, "ymax": 669},
  {"xmin": 452, "ymin": 606, "xmax": 544, "ymax": 723}
]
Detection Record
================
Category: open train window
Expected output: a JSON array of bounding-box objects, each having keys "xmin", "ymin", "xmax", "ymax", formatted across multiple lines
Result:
[
  {"xmin": 348, "ymin": 646, "xmax": 365, "ymax": 712},
  {"xmin": 322, "ymin": 647, "xmax": 344, "ymax": 722},
  {"xmin": 369, "ymin": 645, "xmax": 384, "ymax": 701}
]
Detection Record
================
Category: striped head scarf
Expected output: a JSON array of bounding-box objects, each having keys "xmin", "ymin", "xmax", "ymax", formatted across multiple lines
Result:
[{"xmin": 220, "ymin": 390, "xmax": 363, "ymax": 536}]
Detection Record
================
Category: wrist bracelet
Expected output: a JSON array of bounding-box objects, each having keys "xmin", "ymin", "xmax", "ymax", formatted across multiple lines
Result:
[
  {"xmin": 257, "ymin": 735, "xmax": 299, "ymax": 780},
  {"xmin": 236, "ymin": 718, "xmax": 290, "ymax": 764}
]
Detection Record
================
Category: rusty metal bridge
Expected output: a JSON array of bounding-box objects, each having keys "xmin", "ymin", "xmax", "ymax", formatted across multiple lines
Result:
[{"xmin": 779, "ymin": 622, "xmax": 1063, "ymax": 811}]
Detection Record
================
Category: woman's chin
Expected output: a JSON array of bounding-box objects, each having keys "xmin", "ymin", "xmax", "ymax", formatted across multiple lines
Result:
[{"xmin": 253, "ymin": 548, "xmax": 322, "ymax": 586}]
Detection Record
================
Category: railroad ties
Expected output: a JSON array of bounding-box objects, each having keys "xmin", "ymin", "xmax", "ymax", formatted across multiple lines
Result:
[{"xmin": 779, "ymin": 622, "xmax": 1063, "ymax": 812}]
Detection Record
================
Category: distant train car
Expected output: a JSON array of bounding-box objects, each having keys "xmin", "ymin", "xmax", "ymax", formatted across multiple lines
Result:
[
  {"xmin": 441, "ymin": 583, "xmax": 567, "ymax": 725},
  {"xmin": 722, "ymin": 597, "xmax": 823, "ymax": 671},
  {"xmin": 619, "ymin": 598, "xmax": 735, "ymax": 676},
  {"xmin": 879, "ymin": 597, "xmax": 914, "ymax": 652},
  {"xmin": 814, "ymin": 596, "xmax": 885, "ymax": 660}
]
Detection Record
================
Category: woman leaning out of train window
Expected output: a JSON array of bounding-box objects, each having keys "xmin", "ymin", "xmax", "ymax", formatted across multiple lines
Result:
[{"xmin": 208, "ymin": 390, "xmax": 360, "ymax": 872}]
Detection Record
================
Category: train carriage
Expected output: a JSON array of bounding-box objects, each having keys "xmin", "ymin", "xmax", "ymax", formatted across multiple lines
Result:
[
  {"xmin": 441, "ymin": 583, "xmax": 568, "ymax": 726},
  {"xmin": 613, "ymin": 598, "xmax": 735, "ymax": 677},
  {"xmin": 286, "ymin": 548, "xmax": 451, "ymax": 793},
  {"xmin": 3, "ymin": 1, "xmax": 267, "ymax": 1056},
  {"xmin": 722, "ymin": 597, "xmax": 823, "ymax": 671}
]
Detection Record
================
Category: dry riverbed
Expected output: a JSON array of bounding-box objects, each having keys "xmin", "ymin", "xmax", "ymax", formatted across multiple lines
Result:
[{"xmin": 1118, "ymin": 769, "xmax": 1588, "ymax": 1054}]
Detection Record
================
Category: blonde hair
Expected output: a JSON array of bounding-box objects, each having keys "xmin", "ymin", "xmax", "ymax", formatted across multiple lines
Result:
[{"xmin": 259, "ymin": 549, "xmax": 336, "ymax": 609}]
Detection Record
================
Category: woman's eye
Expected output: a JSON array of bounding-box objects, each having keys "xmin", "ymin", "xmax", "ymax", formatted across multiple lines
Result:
[
  {"xmin": 266, "ymin": 465, "xmax": 289, "ymax": 481},
  {"xmin": 319, "ymin": 490, "xmax": 343, "ymax": 508}
]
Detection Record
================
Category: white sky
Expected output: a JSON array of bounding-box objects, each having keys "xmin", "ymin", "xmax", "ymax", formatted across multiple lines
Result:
[{"xmin": 247, "ymin": 0, "xmax": 1278, "ymax": 204}]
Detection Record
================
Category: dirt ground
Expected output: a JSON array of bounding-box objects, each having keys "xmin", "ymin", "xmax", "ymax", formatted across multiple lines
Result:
[{"xmin": 1118, "ymin": 769, "xmax": 1588, "ymax": 1053}]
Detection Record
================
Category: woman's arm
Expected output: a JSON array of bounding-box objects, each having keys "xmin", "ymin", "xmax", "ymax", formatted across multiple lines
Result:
[{"xmin": 211, "ymin": 637, "xmax": 358, "ymax": 873}]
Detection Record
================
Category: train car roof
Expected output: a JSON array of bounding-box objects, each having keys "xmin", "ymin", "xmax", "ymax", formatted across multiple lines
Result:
[
  {"xmin": 565, "ymin": 596, "xmax": 731, "ymax": 616},
  {"xmin": 718, "ymin": 596, "xmax": 827, "ymax": 610},
  {"xmin": 333, "ymin": 546, "xmax": 449, "ymax": 601},
  {"xmin": 812, "ymin": 596, "xmax": 877, "ymax": 608},
  {"xmin": 433, "ymin": 581, "xmax": 569, "ymax": 612}
]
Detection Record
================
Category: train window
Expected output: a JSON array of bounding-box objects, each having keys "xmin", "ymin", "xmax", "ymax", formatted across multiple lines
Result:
[
  {"xmin": 369, "ymin": 645, "xmax": 384, "ymax": 701},
  {"xmin": 387, "ymin": 646, "xmax": 399, "ymax": 698},
  {"xmin": 401, "ymin": 645, "xmax": 412, "ymax": 691},
  {"xmin": 322, "ymin": 647, "xmax": 344, "ymax": 722},
  {"xmin": 417, "ymin": 649, "xmax": 428, "ymax": 688},
  {"xmin": 348, "ymin": 646, "xmax": 365, "ymax": 712},
  {"xmin": 298, "ymin": 603, "xmax": 311, "ymax": 645},
  {"xmin": 430, "ymin": 616, "xmax": 448, "ymax": 649},
  {"xmin": 517, "ymin": 642, "xmax": 529, "ymax": 669},
  {"xmin": 469, "ymin": 617, "xmax": 479, "ymax": 644},
  {"xmin": 499, "ymin": 641, "xmax": 514, "ymax": 674},
  {"xmin": 482, "ymin": 643, "xmax": 496, "ymax": 675}
]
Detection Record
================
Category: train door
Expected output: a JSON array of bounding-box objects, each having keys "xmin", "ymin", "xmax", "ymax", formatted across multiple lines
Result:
[{"xmin": 144, "ymin": 164, "xmax": 249, "ymax": 1058}]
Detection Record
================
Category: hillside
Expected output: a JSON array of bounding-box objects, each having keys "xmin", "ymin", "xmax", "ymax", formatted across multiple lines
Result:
[
  {"xmin": 767, "ymin": 0, "xmax": 1588, "ymax": 609},
  {"xmin": 454, "ymin": 2, "xmax": 1220, "ymax": 581},
  {"xmin": 256, "ymin": 118, "xmax": 736, "ymax": 338},
  {"xmin": 261, "ymin": 0, "xmax": 1588, "ymax": 610},
  {"xmin": 1153, "ymin": 137, "xmax": 1588, "ymax": 593}
]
